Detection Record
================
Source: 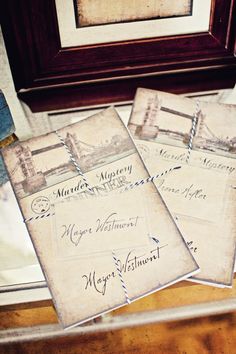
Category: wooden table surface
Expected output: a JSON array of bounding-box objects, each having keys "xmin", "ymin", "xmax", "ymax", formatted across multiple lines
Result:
[{"xmin": 1, "ymin": 279, "xmax": 236, "ymax": 353}]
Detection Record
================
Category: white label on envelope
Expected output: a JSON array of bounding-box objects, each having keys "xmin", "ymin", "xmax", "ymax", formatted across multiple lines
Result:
[{"xmin": 53, "ymin": 189, "xmax": 150, "ymax": 258}]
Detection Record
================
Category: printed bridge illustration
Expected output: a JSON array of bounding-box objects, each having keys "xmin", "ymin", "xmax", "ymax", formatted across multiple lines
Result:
[{"xmin": 11, "ymin": 132, "xmax": 134, "ymax": 195}]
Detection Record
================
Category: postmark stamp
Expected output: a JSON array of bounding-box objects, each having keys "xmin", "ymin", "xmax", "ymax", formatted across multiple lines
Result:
[{"xmin": 31, "ymin": 196, "xmax": 50, "ymax": 214}]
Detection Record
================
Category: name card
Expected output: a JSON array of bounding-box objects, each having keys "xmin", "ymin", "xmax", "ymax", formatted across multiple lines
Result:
[{"xmin": 53, "ymin": 189, "xmax": 150, "ymax": 258}]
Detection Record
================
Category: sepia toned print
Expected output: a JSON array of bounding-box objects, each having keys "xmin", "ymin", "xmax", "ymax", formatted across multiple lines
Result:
[
  {"xmin": 129, "ymin": 88, "xmax": 236, "ymax": 158},
  {"xmin": 128, "ymin": 88, "xmax": 236, "ymax": 287},
  {"xmin": 129, "ymin": 92, "xmax": 193, "ymax": 147},
  {"xmin": 2, "ymin": 107, "xmax": 198, "ymax": 328},
  {"xmin": 194, "ymin": 102, "xmax": 236, "ymax": 157},
  {"xmin": 75, "ymin": 0, "xmax": 192, "ymax": 27},
  {"xmin": 4, "ymin": 110, "xmax": 136, "ymax": 199}
]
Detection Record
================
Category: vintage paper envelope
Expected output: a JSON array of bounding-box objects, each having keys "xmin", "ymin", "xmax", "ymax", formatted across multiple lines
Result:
[
  {"xmin": 128, "ymin": 88, "xmax": 236, "ymax": 287},
  {"xmin": 2, "ymin": 107, "xmax": 198, "ymax": 328}
]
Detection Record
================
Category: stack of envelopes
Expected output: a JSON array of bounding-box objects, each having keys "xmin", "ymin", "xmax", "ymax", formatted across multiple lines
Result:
[{"xmin": 2, "ymin": 89, "xmax": 236, "ymax": 328}]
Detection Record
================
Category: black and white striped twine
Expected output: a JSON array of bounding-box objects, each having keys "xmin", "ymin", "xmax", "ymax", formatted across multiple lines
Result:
[
  {"xmin": 186, "ymin": 100, "xmax": 200, "ymax": 164},
  {"xmin": 56, "ymin": 131, "xmax": 131, "ymax": 302},
  {"xmin": 120, "ymin": 165, "xmax": 181, "ymax": 193},
  {"xmin": 112, "ymin": 251, "xmax": 131, "ymax": 304},
  {"xmin": 23, "ymin": 129, "xmax": 183, "ymax": 302},
  {"xmin": 23, "ymin": 104, "xmax": 201, "ymax": 297},
  {"xmin": 24, "ymin": 165, "xmax": 181, "ymax": 223},
  {"xmin": 23, "ymin": 100, "xmax": 201, "ymax": 224},
  {"xmin": 55, "ymin": 130, "xmax": 94, "ymax": 193},
  {"xmin": 25, "ymin": 212, "xmax": 55, "ymax": 223}
]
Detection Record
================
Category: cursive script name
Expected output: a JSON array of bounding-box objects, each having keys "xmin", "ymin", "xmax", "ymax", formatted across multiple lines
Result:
[
  {"xmin": 60, "ymin": 223, "xmax": 92, "ymax": 246},
  {"xmin": 96, "ymin": 213, "xmax": 141, "ymax": 233},
  {"xmin": 82, "ymin": 270, "xmax": 116, "ymax": 296},
  {"xmin": 82, "ymin": 245, "xmax": 167, "ymax": 295},
  {"xmin": 157, "ymin": 180, "xmax": 207, "ymax": 201},
  {"xmin": 60, "ymin": 213, "xmax": 141, "ymax": 247},
  {"xmin": 118, "ymin": 245, "xmax": 168, "ymax": 273}
]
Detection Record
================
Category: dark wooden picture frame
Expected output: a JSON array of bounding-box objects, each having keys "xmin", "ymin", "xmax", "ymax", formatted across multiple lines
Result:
[{"xmin": 1, "ymin": 0, "xmax": 236, "ymax": 112}]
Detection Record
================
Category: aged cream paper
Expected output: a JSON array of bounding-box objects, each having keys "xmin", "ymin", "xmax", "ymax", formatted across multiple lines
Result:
[
  {"xmin": 128, "ymin": 88, "xmax": 236, "ymax": 287},
  {"xmin": 76, "ymin": 0, "xmax": 192, "ymax": 27},
  {"xmin": 2, "ymin": 107, "xmax": 198, "ymax": 328}
]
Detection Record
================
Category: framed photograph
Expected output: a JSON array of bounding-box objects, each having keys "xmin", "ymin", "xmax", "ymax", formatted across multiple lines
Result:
[
  {"xmin": 0, "ymin": 0, "xmax": 236, "ymax": 111},
  {"xmin": 56, "ymin": 0, "xmax": 209, "ymax": 46}
]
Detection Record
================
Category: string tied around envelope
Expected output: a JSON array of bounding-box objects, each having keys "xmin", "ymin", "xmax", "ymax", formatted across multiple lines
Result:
[
  {"xmin": 24, "ymin": 103, "xmax": 201, "ymax": 225},
  {"xmin": 120, "ymin": 165, "xmax": 181, "ymax": 193},
  {"xmin": 186, "ymin": 100, "xmax": 200, "ymax": 164},
  {"xmin": 23, "ymin": 165, "xmax": 181, "ymax": 223},
  {"xmin": 55, "ymin": 131, "xmax": 94, "ymax": 193},
  {"xmin": 53, "ymin": 131, "xmax": 182, "ymax": 305},
  {"xmin": 54, "ymin": 130, "xmax": 182, "ymax": 198},
  {"xmin": 23, "ymin": 131, "xmax": 182, "ymax": 304},
  {"xmin": 56, "ymin": 132, "xmax": 132, "ymax": 303},
  {"xmin": 24, "ymin": 129, "xmax": 182, "ymax": 224},
  {"xmin": 112, "ymin": 251, "xmax": 131, "ymax": 304},
  {"xmin": 23, "ymin": 122, "xmax": 184, "ymax": 222}
]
